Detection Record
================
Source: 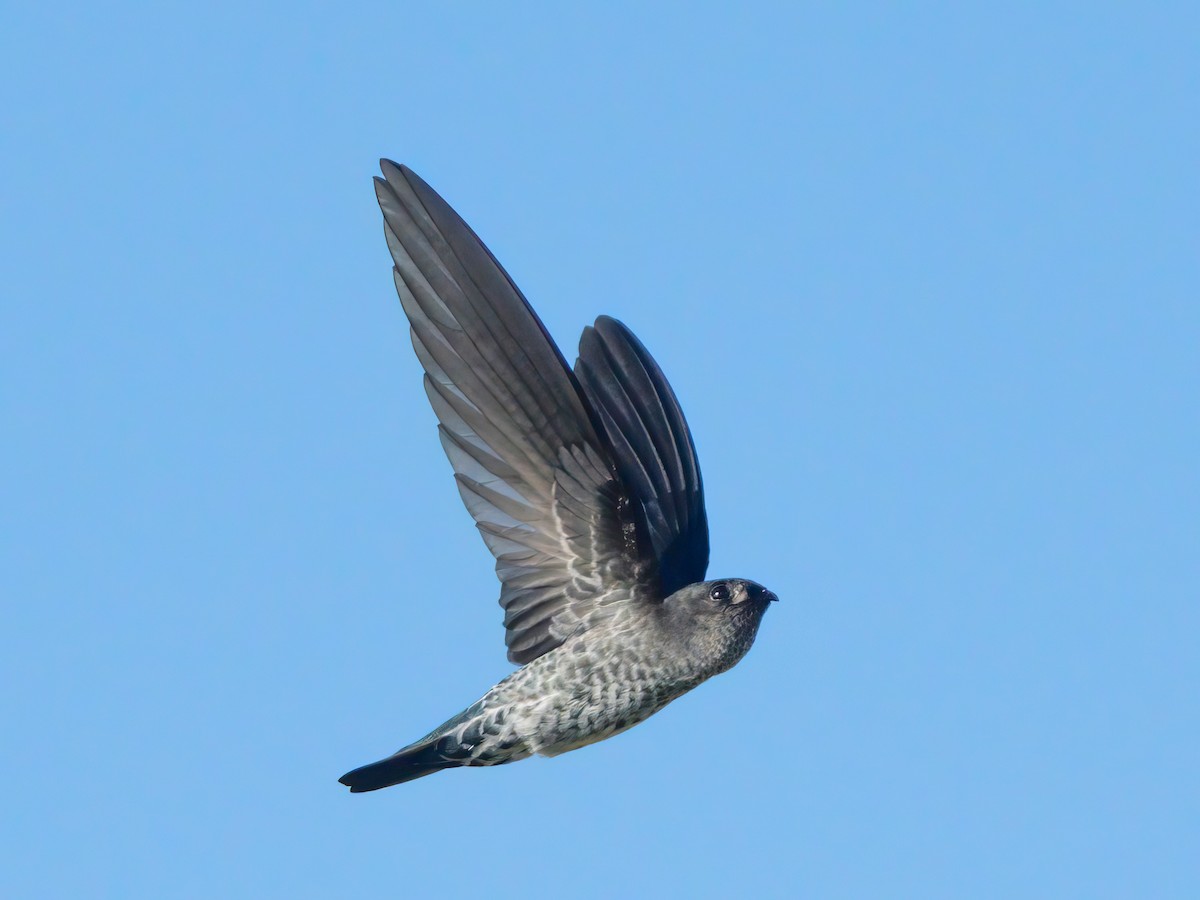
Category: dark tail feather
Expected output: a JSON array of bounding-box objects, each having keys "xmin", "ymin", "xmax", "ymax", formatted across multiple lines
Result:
[{"xmin": 339, "ymin": 741, "xmax": 460, "ymax": 793}]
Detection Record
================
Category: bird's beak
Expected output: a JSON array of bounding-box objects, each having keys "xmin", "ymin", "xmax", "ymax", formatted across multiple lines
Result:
[{"xmin": 744, "ymin": 585, "xmax": 777, "ymax": 604}]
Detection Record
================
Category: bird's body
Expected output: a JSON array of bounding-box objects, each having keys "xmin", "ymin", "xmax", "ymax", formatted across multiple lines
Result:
[{"xmin": 339, "ymin": 162, "xmax": 776, "ymax": 792}]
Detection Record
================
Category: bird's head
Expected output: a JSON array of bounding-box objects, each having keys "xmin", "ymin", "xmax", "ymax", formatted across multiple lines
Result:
[
  {"xmin": 660, "ymin": 578, "xmax": 777, "ymax": 673},
  {"xmin": 665, "ymin": 578, "xmax": 778, "ymax": 620}
]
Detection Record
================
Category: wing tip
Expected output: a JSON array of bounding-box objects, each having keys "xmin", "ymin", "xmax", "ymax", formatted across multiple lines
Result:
[{"xmin": 379, "ymin": 160, "xmax": 430, "ymax": 195}]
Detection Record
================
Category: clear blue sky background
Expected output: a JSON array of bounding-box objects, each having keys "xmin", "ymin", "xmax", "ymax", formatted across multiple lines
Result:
[{"xmin": 3, "ymin": 3, "xmax": 1196, "ymax": 898}]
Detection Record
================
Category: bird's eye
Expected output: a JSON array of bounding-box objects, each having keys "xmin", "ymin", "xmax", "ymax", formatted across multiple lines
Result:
[{"xmin": 709, "ymin": 584, "xmax": 731, "ymax": 602}]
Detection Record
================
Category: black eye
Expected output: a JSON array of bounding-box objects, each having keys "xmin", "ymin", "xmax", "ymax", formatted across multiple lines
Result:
[{"xmin": 709, "ymin": 583, "xmax": 731, "ymax": 602}]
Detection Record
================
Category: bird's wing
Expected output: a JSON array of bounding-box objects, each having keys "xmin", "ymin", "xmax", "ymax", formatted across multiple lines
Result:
[
  {"xmin": 574, "ymin": 317, "xmax": 709, "ymax": 594},
  {"xmin": 376, "ymin": 161, "xmax": 660, "ymax": 664}
]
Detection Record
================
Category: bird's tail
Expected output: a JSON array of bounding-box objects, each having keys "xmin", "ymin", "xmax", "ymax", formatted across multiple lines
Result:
[
  {"xmin": 338, "ymin": 738, "xmax": 461, "ymax": 792},
  {"xmin": 340, "ymin": 702, "xmax": 498, "ymax": 792}
]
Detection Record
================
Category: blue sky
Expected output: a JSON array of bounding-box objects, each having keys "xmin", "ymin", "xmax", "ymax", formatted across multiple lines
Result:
[{"xmin": 3, "ymin": 3, "xmax": 1197, "ymax": 897}]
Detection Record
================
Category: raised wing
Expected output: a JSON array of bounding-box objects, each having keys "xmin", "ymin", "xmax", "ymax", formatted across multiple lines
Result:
[
  {"xmin": 375, "ymin": 161, "xmax": 660, "ymax": 664},
  {"xmin": 575, "ymin": 318, "xmax": 709, "ymax": 594}
]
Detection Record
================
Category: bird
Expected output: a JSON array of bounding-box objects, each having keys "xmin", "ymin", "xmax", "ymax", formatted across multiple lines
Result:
[{"xmin": 338, "ymin": 161, "xmax": 777, "ymax": 792}]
